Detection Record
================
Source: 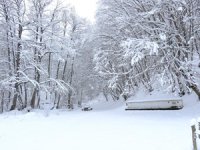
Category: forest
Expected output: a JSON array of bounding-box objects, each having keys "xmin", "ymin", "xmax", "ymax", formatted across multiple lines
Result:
[{"xmin": 0, "ymin": 0, "xmax": 200, "ymax": 112}]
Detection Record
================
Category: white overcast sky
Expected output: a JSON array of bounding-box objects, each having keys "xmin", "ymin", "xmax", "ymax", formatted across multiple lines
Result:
[{"xmin": 66, "ymin": 0, "xmax": 98, "ymax": 22}]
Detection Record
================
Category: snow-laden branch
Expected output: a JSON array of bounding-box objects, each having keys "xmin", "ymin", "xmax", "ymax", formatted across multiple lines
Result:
[{"xmin": 121, "ymin": 38, "xmax": 159, "ymax": 65}]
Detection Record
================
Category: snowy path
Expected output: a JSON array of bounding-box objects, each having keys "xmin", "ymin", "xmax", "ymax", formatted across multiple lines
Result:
[{"xmin": 0, "ymin": 102, "xmax": 197, "ymax": 150}]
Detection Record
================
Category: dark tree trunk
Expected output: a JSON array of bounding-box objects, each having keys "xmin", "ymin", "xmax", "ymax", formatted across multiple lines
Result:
[
  {"xmin": 24, "ymin": 83, "xmax": 27, "ymax": 109},
  {"xmin": 190, "ymin": 84, "xmax": 200, "ymax": 100},
  {"xmin": 1, "ymin": 91, "xmax": 4, "ymax": 113},
  {"xmin": 31, "ymin": 89, "xmax": 37, "ymax": 108}
]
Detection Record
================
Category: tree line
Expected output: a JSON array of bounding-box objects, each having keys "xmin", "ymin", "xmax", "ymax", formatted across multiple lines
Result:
[
  {"xmin": 94, "ymin": 0, "xmax": 200, "ymax": 101},
  {"xmin": 0, "ymin": 0, "xmax": 200, "ymax": 113},
  {"xmin": 0, "ymin": 0, "xmax": 100, "ymax": 112}
]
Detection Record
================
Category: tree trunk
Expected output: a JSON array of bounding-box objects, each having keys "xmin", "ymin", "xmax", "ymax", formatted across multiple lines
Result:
[
  {"xmin": 190, "ymin": 84, "xmax": 200, "ymax": 100},
  {"xmin": 56, "ymin": 95, "xmax": 61, "ymax": 109},
  {"xmin": 1, "ymin": 91, "xmax": 4, "ymax": 113},
  {"xmin": 62, "ymin": 57, "xmax": 68, "ymax": 81},
  {"xmin": 78, "ymin": 90, "xmax": 83, "ymax": 107},
  {"xmin": 24, "ymin": 83, "xmax": 27, "ymax": 109},
  {"xmin": 67, "ymin": 57, "xmax": 74, "ymax": 109},
  {"xmin": 36, "ymin": 89, "xmax": 40, "ymax": 108},
  {"xmin": 10, "ymin": 18, "xmax": 23, "ymax": 110},
  {"xmin": 10, "ymin": 83, "xmax": 20, "ymax": 110},
  {"xmin": 48, "ymin": 53, "xmax": 51, "ymax": 78},
  {"xmin": 31, "ymin": 89, "xmax": 37, "ymax": 108},
  {"xmin": 52, "ymin": 60, "xmax": 61, "ymax": 109},
  {"xmin": 56, "ymin": 60, "xmax": 61, "ymax": 79}
]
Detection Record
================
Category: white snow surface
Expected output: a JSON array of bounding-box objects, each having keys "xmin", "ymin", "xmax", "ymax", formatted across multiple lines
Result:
[{"xmin": 0, "ymin": 92, "xmax": 200, "ymax": 150}]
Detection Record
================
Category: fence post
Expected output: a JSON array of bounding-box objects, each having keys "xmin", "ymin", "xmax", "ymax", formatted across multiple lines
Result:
[{"xmin": 191, "ymin": 125, "xmax": 197, "ymax": 150}]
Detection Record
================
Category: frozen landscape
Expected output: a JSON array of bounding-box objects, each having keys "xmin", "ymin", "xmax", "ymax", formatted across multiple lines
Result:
[
  {"xmin": 0, "ymin": 92, "xmax": 199, "ymax": 150},
  {"xmin": 0, "ymin": 0, "xmax": 200, "ymax": 150}
]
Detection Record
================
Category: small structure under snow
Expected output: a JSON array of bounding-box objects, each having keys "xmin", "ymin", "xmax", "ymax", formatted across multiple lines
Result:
[{"xmin": 125, "ymin": 99, "xmax": 183, "ymax": 110}]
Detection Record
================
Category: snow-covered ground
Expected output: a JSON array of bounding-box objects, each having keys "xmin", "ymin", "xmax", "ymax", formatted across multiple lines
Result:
[{"xmin": 0, "ymin": 92, "xmax": 200, "ymax": 150}]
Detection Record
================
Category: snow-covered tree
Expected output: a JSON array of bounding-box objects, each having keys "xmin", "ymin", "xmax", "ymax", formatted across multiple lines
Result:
[
  {"xmin": 94, "ymin": 0, "xmax": 200, "ymax": 100},
  {"xmin": 0, "ymin": 0, "xmax": 96, "ymax": 112}
]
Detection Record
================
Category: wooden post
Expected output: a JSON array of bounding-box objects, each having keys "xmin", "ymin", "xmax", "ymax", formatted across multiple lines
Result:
[{"xmin": 191, "ymin": 125, "xmax": 197, "ymax": 150}]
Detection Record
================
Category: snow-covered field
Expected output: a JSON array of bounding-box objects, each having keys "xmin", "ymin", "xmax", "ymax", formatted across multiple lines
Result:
[{"xmin": 0, "ymin": 93, "xmax": 200, "ymax": 150}]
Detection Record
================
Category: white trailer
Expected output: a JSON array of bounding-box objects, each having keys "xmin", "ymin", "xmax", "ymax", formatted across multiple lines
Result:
[{"xmin": 125, "ymin": 99, "xmax": 183, "ymax": 110}]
